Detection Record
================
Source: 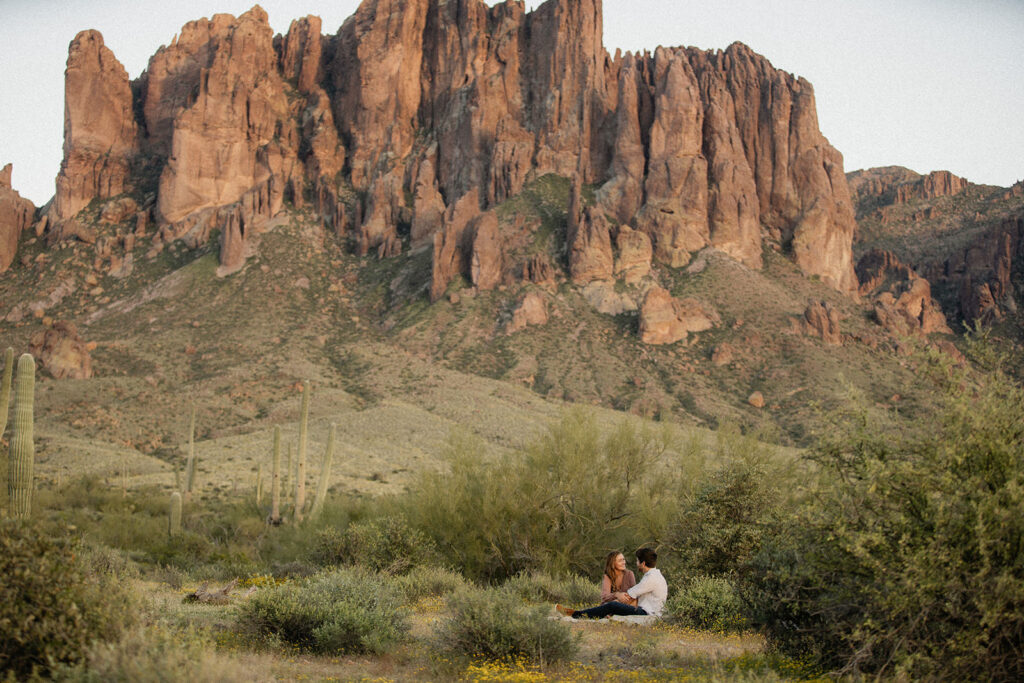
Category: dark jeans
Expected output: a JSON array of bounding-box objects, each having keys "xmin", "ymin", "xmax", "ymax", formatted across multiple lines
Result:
[{"xmin": 572, "ymin": 601, "xmax": 648, "ymax": 619}]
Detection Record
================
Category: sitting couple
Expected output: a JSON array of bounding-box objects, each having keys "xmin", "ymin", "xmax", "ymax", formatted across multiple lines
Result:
[{"xmin": 556, "ymin": 547, "xmax": 667, "ymax": 619}]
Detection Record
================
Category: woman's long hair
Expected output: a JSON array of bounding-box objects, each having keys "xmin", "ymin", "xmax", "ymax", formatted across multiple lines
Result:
[{"xmin": 604, "ymin": 551, "xmax": 625, "ymax": 590}]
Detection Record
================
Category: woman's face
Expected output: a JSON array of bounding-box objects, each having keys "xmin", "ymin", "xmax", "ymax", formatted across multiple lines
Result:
[{"xmin": 614, "ymin": 554, "xmax": 626, "ymax": 571}]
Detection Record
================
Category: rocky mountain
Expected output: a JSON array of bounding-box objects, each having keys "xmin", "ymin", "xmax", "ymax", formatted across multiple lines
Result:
[
  {"xmin": 23, "ymin": 0, "xmax": 859, "ymax": 294},
  {"xmin": 0, "ymin": 0, "xmax": 1020, "ymax": 458},
  {"xmin": 849, "ymin": 167, "xmax": 1024, "ymax": 327}
]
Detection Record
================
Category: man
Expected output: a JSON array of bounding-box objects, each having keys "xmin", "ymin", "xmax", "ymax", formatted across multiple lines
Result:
[{"xmin": 556, "ymin": 547, "xmax": 667, "ymax": 619}]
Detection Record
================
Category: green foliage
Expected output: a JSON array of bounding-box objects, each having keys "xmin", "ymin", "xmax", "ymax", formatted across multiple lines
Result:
[
  {"xmin": 666, "ymin": 575, "xmax": 749, "ymax": 633},
  {"xmin": 0, "ymin": 522, "xmax": 136, "ymax": 678},
  {"xmin": 436, "ymin": 586, "xmax": 577, "ymax": 664},
  {"xmin": 238, "ymin": 567, "xmax": 409, "ymax": 655},
  {"xmin": 313, "ymin": 514, "xmax": 442, "ymax": 574},
  {"xmin": 751, "ymin": 356, "xmax": 1024, "ymax": 679},
  {"xmin": 52, "ymin": 626, "xmax": 257, "ymax": 682},
  {"xmin": 392, "ymin": 565, "xmax": 469, "ymax": 603},
  {"xmin": 403, "ymin": 411, "xmax": 675, "ymax": 581},
  {"xmin": 665, "ymin": 443, "xmax": 786, "ymax": 579},
  {"xmin": 501, "ymin": 571, "xmax": 600, "ymax": 606},
  {"xmin": 309, "ymin": 422, "xmax": 335, "ymax": 520}
]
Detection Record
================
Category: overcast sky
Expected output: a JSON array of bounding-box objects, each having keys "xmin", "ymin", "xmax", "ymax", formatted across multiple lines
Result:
[{"xmin": 1, "ymin": 0, "xmax": 1022, "ymax": 206}]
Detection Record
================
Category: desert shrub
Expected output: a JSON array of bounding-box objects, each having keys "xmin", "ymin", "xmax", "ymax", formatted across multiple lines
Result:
[
  {"xmin": 751, "ymin": 358, "xmax": 1024, "ymax": 679},
  {"xmin": 393, "ymin": 565, "xmax": 469, "ymax": 603},
  {"xmin": 667, "ymin": 575, "xmax": 749, "ymax": 633},
  {"xmin": 501, "ymin": 571, "xmax": 599, "ymax": 606},
  {"xmin": 404, "ymin": 411, "xmax": 676, "ymax": 581},
  {"xmin": 238, "ymin": 566, "xmax": 408, "ymax": 654},
  {"xmin": 0, "ymin": 522, "xmax": 136, "ymax": 678},
  {"xmin": 662, "ymin": 426, "xmax": 792, "ymax": 581},
  {"xmin": 52, "ymin": 626, "xmax": 258, "ymax": 682},
  {"xmin": 313, "ymin": 514, "xmax": 442, "ymax": 574},
  {"xmin": 437, "ymin": 586, "xmax": 577, "ymax": 664}
]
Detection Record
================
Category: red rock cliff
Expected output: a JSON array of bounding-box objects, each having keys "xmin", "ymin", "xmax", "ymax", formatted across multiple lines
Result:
[{"xmin": 45, "ymin": 0, "xmax": 858, "ymax": 292}]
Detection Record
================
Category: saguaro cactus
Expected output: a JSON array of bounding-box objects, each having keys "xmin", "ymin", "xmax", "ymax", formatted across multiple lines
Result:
[
  {"xmin": 294, "ymin": 381, "xmax": 310, "ymax": 522},
  {"xmin": 185, "ymin": 403, "xmax": 197, "ymax": 495},
  {"xmin": 270, "ymin": 426, "xmax": 282, "ymax": 524},
  {"xmin": 169, "ymin": 491, "xmax": 182, "ymax": 536},
  {"xmin": 0, "ymin": 347, "xmax": 13, "ymax": 439},
  {"xmin": 9, "ymin": 353, "xmax": 35, "ymax": 519},
  {"xmin": 310, "ymin": 423, "xmax": 336, "ymax": 520},
  {"xmin": 256, "ymin": 463, "xmax": 264, "ymax": 506}
]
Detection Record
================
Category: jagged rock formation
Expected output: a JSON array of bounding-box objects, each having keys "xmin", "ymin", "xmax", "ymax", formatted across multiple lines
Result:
[
  {"xmin": 28, "ymin": 321, "xmax": 93, "ymax": 380},
  {"xmin": 801, "ymin": 300, "xmax": 842, "ymax": 345},
  {"xmin": 0, "ymin": 164, "xmax": 36, "ymax": 273},
  {"xmin": 857, "ymin": 249, "xmax": 952, "ymax": 336},
  {"xmin": 896, "ymin": 170, "xmax": 968, "ymax": 204},
  {"xmin": 40, "ymin": 0, "xmax": 858, "ymax": 293},
  {"xmin": 51, "ymin": 31, "xmax": 138, "ymax": 226},
  {"xmin": 638, "ymin": 285, "xmax": 719, "ymax": 345},
  {"xmin": 942, "ymin": 215, "xmax": 1024, "ymax": 324}
]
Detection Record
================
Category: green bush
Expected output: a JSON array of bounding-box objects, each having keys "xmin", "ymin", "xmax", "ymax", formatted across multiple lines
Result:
[
  {"xmin": 751, "ymin": 358, "xmax": 1024, "ymax": 679},
  {"xmin": 0, "ymin": 522, "xmax": 136, "ymax": 678},
  {"xmin": 437, "ymin": 586, "xmax": 577, "ymax": 664},
  {"xmin": 403, "ymin": 412, "xmax": 676, "ymax": 581},
  {"xmin": 52, "ymin": 626, "xmax": 258, "ymax": 682},
  {"xmin": 501, "ymin": 571, "xmax": 600, "ymax": 606},
  {"xmin": 238, "ymin": 566, "xmax": 408, "ymax": 655},
  {"xmin": 314, "ymin": 514, "xmax": 442, "ymax": 574},
  {"xmin": 666, "ymin": 575, "xmax": 749, "ymax": 633},
  {"xmin": 393, "ymin": 565, "xmax": 469, "ymax": 603},
  {"xmin": 663, "ymin": 426, "xmax": 791, "ymax": 581}
]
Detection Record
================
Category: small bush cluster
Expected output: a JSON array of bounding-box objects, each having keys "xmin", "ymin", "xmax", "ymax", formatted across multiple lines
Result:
[
  {"xmin": 666, "ymin": 575, "xmax": 749, "ymax": 633},
  {"xmin": 437, "ymin": 586, "xmax": 577, "ymax": 664},
  {"xmin": 0, "ymin": 522, "xmax": 136, "ymax": 678},
  {"xmin": 393, "ymin": 565, "xmax": 469, "ymax": 603},
  {"xmin": 501, "ymin": 571, "xmax": 600, "ymax": 606},
  {"xmin": 313, "ymin": 514, "xmax": 441, "ymax": 574},
  {"xmin": 52, "ymin": 626, "xmax": 257, "ymax": 683},
  {"xmin": 238, "ymin": 566, "xmax": 409, "ymax": 655}
]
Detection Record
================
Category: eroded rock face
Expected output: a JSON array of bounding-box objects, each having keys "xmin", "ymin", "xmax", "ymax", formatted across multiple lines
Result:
[
  {"xmin": 155, "ymin": 8, "xmax": 294, "ymax": 225},
  {"xmin": 802, "ymin": 300, "xmax": 842, "ymax": 345},
  {"xmin": 638, "ymin": 285, "xmax": 719, "ymax": 345},
  {"xmin": 932, "ymin": 216, "xmax": 1024, "ymax": 325},
  {"xmin": 0, "ymin": 164, "xmax": 36, "ymax": 273},
  {"xmin": 857, "ymin": 249, "xmax": 952, "ymax": 336},
  {"xmin": 614, "ymin": 225, "xmax": 652, "ymax": 283},
  {"xmin": 896, "ymin": 170, "xmax": 968, "ymax": 203},
  {"xmin": 37, "ymin": 0, "xmax": 859, "ymax": 297},
  {"xmin": 506, "ymin": 291, "xmax": 548, "ymax": 334},
  {"xmin": 28, "ymin": 321, "xmax": 93, "ymax": 380},
  {"xmin": 52, "ymin": 30, "xmax": 138, "ymax": 224}
]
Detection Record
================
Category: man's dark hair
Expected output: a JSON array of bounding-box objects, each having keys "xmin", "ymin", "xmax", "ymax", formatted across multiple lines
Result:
[{"xmin": 636, "ymin": 547, "xmax": 657, "ymax": 568}]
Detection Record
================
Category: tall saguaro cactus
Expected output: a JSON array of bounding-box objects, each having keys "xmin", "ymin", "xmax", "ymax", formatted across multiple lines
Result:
[
  {"xmin": 310, "ymin": 423, "xmax": 336, "ymax": 520},
  {"xmin": 9, "ymin": 354, "xmax": 35, "ymax": 519},
  {"xmin": 270, "ymin": 426, "xmax": 282, "ymax": 524},
  {"xmin": 0, "ymin": 347, "xmax": 13, "ymax": 439},
  {"xmin": 294, "ymin": 381, "xmax": 310, "ymax": 522},
  {"xmin": 169, "ymin": 491, "xmax": 182, "ymax": 536},
  {"xmin": 185, "ymin": 403, "xmax": 197, "ymax": 496}
]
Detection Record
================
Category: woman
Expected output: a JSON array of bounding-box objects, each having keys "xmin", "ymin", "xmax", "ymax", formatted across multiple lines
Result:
[{"xmin": 600, "ymin": 551, "xmax": 636, "ymax": 603}]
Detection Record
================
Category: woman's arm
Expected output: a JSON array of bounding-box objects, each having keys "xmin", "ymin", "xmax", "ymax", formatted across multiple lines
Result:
[{"xmin": 600, "ymin": 575, "xmax": 614, "ymax": 603}]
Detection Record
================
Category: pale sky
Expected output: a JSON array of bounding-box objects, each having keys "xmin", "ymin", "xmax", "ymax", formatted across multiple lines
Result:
[{"xmin": 1, "ymin": 0, "xmax": 1022, "ymax": 206}]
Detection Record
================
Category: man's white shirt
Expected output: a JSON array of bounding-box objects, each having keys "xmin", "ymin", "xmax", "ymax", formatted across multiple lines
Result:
[{"xmin": 627, "ymin": 567, "xmax": 667, "ymax": 616}]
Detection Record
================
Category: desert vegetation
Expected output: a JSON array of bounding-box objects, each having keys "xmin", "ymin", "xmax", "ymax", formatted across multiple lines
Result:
[{"xmin": 2, "ymin": 335, "xmax": 1022, "ymax": 681}]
